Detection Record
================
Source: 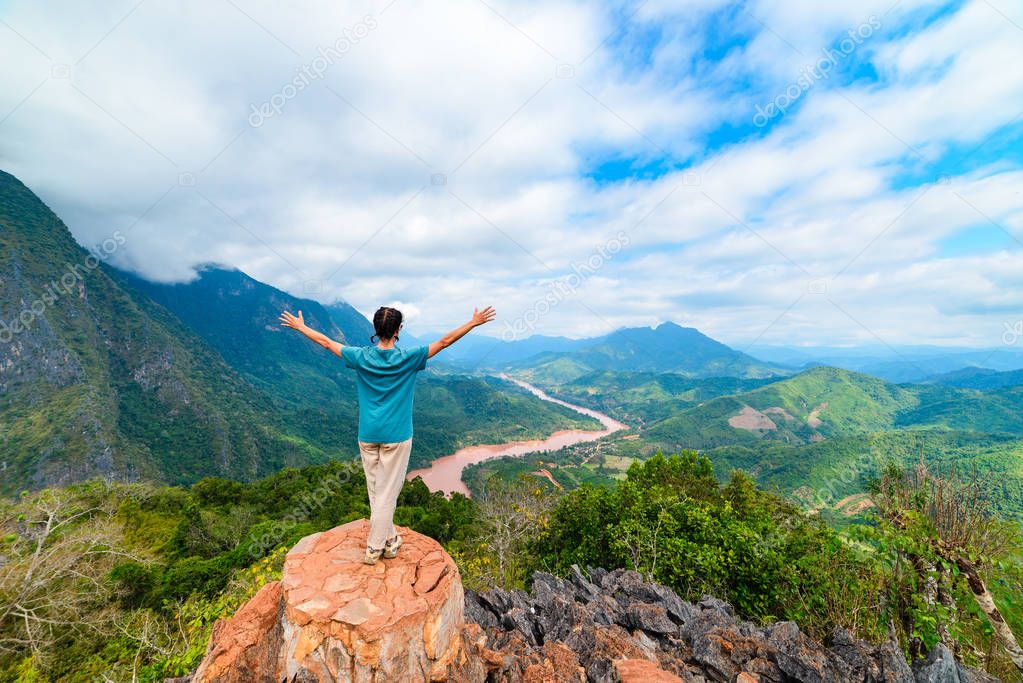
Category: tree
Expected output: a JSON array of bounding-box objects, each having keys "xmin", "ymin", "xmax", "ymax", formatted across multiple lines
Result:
[
  {"xmin": 872, "ymin": 459, "xmax": 1023, "ymax": 674},
  {"xmin": 0, "ymin": 482, "xmax": 142, "ymax": 666},
  {"xmin": 473, "ymin": 475, "xmax": 558, "ymax": 589}
]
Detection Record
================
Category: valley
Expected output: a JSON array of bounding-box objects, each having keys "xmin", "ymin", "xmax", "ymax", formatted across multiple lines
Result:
[{"xmin": 406, "ymin": 376, "xmax": 626, "ymax": 496}]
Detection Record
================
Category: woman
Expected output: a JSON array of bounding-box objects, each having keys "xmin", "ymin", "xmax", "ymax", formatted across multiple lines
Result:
[{"xmin": 279, "ymin": 304, "xmax": 496, "ymax": 564}]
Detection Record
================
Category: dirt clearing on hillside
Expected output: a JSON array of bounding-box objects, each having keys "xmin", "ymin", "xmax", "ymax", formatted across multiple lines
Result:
[{"xmin": 728, "ymin": 406, "xmax": 777, "ymax": 432}]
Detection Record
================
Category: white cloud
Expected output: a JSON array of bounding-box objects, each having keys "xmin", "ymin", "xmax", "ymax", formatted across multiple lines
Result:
[{"xmin": 0, "ymin": 0, "xmax": 1021, "ymax": 347}]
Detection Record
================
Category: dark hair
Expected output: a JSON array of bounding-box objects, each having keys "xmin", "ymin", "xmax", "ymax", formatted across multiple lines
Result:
[{"xmin": 371, "ymin": 306, "xmax": 403, "ymax": 343}]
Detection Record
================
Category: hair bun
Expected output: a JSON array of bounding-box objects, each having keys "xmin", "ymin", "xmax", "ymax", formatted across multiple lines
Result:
[{"xmin": 372, "ymin": 306, "xmax": 403, "ymax": 343}]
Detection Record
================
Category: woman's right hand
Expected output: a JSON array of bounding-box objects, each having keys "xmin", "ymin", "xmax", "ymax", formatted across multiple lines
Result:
[{"xmin": 279, "ymin": 310, "xmax": 306, "ymax": 331}]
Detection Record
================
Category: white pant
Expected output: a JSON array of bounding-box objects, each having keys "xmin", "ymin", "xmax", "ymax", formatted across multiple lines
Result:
[{"xmin": 358, "ymin": 438, "xmax": 413, "ymax": 550}]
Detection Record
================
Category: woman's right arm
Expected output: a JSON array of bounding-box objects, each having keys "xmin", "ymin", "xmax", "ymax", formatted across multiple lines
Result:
[
  {"xmin": 279, "ymin": 310, "xmax": 344, "ymax": 357},
  {"xmin": 428, "ymin": 306, "xmax": 496, "ymax": 358}
]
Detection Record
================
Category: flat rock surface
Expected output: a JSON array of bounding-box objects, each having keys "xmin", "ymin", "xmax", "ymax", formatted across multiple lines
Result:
[{"xmin": 281, "ymin": 519, "xmax": 455, "ymax": 638}]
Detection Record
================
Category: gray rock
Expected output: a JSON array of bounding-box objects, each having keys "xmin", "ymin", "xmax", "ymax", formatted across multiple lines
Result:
[
  {"xmin": 690, "ymin": 629, "xmax": 740, "ymax": 681},
  {"xmin": 568, "ymin": 565, "xmax": 603, "ymax": 602},
  {"xmin": 956, "ymin": 664, "xmax": 1000, "ymax": 683},
  {"xmin": 463, "ymin": 588, "xmax": 501, "ymax": 630},
  {"xmin": 830, "ymin": 627, "xmax": 883, "ymax": 680},
  {"xmin": 910, "ymin": 644, "xmax": 1001, "ymax": 683},
  {"xmin": 680, "ymin": 603, "xmax": 736, "ymax": 642},
  {"xmin": 466, "ymin": 568, "xmax": 993, "ymax": 683},
  {"xmin": 876, "ymin": 639, "xmax": 915, "ymax": 683},
  {"xmin": 913, "ymin": 644, "xmax": 962, "ymax": 682},
  {"xmin": 535, "ymin": 595, "xmax": 584, "ymax": 643},
  {"xmin": 631, "ymin": 581, "xmax": 696, "ymax": 626},
  {"xmin": 586, "ymin": 593, "xmax": 625, "ymax": 627},
  {"xmin": 698, "ymin": 595, "xmax": 735, "ymax": 617},
  {"xmin": 501, "ymin": 607, "xmax": 540, "ymax": 647},
  {"xmin": 626, "ymin": 602, "xmax": 677, "ymax": 635}
]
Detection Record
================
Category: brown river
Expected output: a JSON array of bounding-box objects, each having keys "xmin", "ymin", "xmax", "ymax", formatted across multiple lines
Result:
[{"xmin": 406, "ymin": 375, "xmax": 627, "ymax": 497}]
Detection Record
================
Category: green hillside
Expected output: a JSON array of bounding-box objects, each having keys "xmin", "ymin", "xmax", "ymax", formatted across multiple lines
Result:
[
  {"xmin": 897, "ymin": 385, "xmax": 1023, "ymax": 433},
  {"xmin": 492, "ymin": 367, "xmax": 1023, "ymax": 520},
  {"xmin": 641, "ymin": 366, "xmax": 1023, "ymax": 452},
  {"xmin": 925, "ymin": 366, "xmax": 1023, "ymax": 389},
  {"xmin": 517, "ymin": 370, "xmax": 776, "ymax": 425},
  {"xmin": 703, "ymin": 429, "xmax": 1023, "ymax": 520},
  {"xmin": 643, "ymin": 366, "xmax": 919, "ymax": 449},
  {"xmin": 0, "ymin": 170, "xmax": 315, "ymax": 492}
]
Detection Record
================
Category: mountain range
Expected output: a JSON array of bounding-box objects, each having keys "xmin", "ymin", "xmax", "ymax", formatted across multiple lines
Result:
[
  {"xmin": 4, "ymin": 167, "xmax": 1022, "ymax": 511},
  {"xmin": 747, "ymin": 343, "xmax": 1023, "ymax": 383},
  {"xmin": 493, "ymin": 322, "xmax": 788, "ymax": 382}
]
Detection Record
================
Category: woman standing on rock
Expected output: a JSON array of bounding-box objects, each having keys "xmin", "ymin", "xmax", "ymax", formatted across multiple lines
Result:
[{"xmin": 279, "ymin": 304, "xmax": 496, "ymax": 564}]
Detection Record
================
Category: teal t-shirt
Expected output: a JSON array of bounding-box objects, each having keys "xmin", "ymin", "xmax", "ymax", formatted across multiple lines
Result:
[{"xmin": 341, "ymin": 344, "xmax": 429, "ymax": 443}]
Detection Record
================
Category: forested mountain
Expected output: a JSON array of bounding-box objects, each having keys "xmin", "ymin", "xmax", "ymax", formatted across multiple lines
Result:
[
  {"xmin": 639, "ymin": 366, "xmax": 1023, "ymax": 451},
  {"xmin": 491, "ymin": 365, "xmax": 1023, "ymax": 520},
  {"xmin": 642, "ymin": 366, "xmax": 918, "ymax": 448},
  {"xmin": 748, "ymin": 344, "xmax": 1023, "ymax": 383},
  {"xmin": 0, "ymin": 171, "xmax": 308, "ymax": 491},
  {"xmin": 511, "ymin": 322, "xmax": 788, "ymax": 382},
  {"xmin": 926, "ymin": 366, "xmax": 1023, "ymax": 389},
  {"xmin": 0, "ymin": 171, "xmax": 598, "ymax": 491}
]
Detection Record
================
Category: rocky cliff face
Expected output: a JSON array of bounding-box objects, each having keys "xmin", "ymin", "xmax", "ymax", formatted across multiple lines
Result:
[{"xmin": 184, "ymin": 520, "xmax": 1000, "ymax": 683}]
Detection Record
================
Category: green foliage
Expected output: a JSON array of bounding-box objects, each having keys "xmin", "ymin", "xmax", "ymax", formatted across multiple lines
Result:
[{"xmin": 531, "ymin": 452, "xmax": 888, "ymax": 639}]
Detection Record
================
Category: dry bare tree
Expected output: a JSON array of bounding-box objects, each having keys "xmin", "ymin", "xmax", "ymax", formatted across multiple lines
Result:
[
  {"xmin": 474, "ymin": 475, "xmax": 559, "ymax": 589},
  {"xmin": 0, "ymin": 482, "xmax": 141, "ymax": 667},
  {"xmin": 873, "ymin": 459, "xmax": 1023, "ymax": 674}
]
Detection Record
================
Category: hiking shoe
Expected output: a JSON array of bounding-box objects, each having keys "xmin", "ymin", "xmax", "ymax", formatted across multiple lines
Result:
[
  {"xmin": 363, "ymin": 547, "xmax": 384, "ymax": 565},
  {"xmin": 383, "ymin": 534, "xmax": 403, "ymax": 559}
]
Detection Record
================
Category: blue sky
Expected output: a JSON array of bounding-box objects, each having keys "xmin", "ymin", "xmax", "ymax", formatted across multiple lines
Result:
[{"xmin": 0, "ymin": 0, "xmax": 1021, "ymax": 347}]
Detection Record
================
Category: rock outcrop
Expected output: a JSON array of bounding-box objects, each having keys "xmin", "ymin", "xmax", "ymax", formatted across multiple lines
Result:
[
  {"xmin": 191, "ymin": 519, "xmax": 464, "ymax": 682},
  {"xmin": 463, "ymin": 566, "xmax": 1000, "ymax": 682},
  {"xmin": 186, "ymin": 522, "xmax": 999, "ymax": 682}
]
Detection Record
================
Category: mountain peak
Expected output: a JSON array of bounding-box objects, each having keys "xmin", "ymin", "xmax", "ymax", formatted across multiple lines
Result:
[{"xmin": 654, "ymin": 320, "xmax": 694, "ymax": 333}]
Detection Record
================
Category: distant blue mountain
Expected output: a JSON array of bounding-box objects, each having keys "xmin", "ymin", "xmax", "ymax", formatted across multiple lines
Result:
[
  {"xmin": 746, "ymin": 343, "xmax": 1023, "ymax": 383},
  {"xmin": 924, "ymin": 366, "xmax": 1023, "ymax": 389},
  {"xmin": 504, "ymin": 322, "xmax": 790, "ymax": 380}
]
